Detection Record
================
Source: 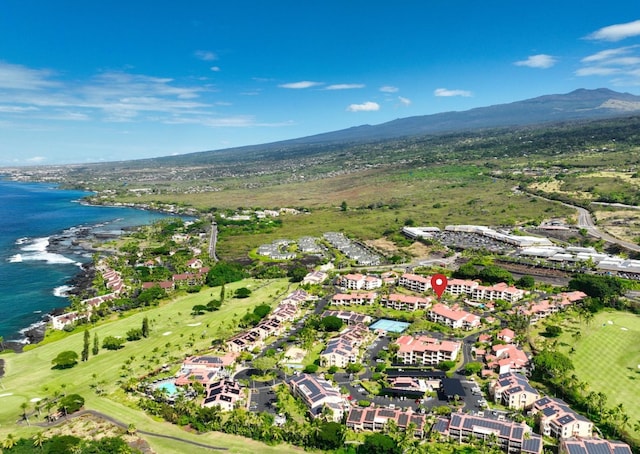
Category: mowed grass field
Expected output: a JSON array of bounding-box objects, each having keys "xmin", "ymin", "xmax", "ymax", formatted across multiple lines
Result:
[
  {"xmin": 0, "ymin": 278, "xmax": 304, "ymax": 453},
  {"xmin": 557, "ymin": 310, "xmax": 640, "ymax": 438}
]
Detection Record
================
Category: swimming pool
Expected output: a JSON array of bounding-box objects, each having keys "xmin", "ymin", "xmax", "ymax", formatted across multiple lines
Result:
[{"xmin": 153, "ymin": 380, "xmax": 178, "ymax": 396}]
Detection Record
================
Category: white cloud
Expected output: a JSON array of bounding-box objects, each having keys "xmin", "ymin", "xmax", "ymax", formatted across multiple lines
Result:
[
  {"xmin": 0, "ymin": 62, "xmax": 59, "ymax": 90},
  {"xmin": 398, "ymin": 96, "xmax": 411, "ymax": 106},
  {"xmin": 346, "ymin": 101, "xmax": 380, "ymax": 112},
  {"xmin": 514, "ymin": 54, "xmax": 557, "ymax": 69},
  {"xmin": 434, "ymin": 88, "xmax": 472, "ymax": 97},
  {"xmin": 26, "ymin": 156, "xmax": 46, "ymax": 163},
  {"xmin": 0, "ymin": 105, "xmax": 38, "ymax": 113},
  {"xmin": 576, "ymin": 66, "xmax": 620, "ymax": 77},
  {"xmin": 577, "ymin": 44, "xmax": 640, "ymax": 83},
  {"xmin": 210, "ymin": 66, "xmax": 221, "ymax": 72},
  {"xmin": 379, "ymin": 85, "xmax": 399, "ymax": 93},
  {"xmin": 587, "ymin": 19, "xmax": 640, "ymax": 42},
  {"xmin": 278, "ymin": 81, "xmax": 323, "ymax": 89},
  {"xmin": 582, "ymin": 46, "xmax": 638, "ymax": 62},
  {"xmin": 194, "ymin": 50, "xmax": 218, "ymax": 61},
  {"xmin": 325, "ymin": 83, "xmax": 364, "ymax": 90}
]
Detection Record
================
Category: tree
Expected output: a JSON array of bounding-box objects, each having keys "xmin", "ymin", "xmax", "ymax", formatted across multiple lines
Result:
[
  {"xmin": 253, "ymin": 304, "xmax": 271, "ymax": 319},
  {"xmin": 320, "ymin": 315, "xmax": 344, "ymax": 332},
  {"xmin": 312, "ymin": 421, "xmax": 346, "ymax": 450},
  {"xmin": 532, "ymin": 349, "xmax": 574, "ymax": 380},
  {"xmin": 20, "ymin": 401, "xmax": 30, "ymax": 425},
  {"xmin": 206, "ymin": 261, "xmax": 246, "ymax": 287},
  {"xmin": 464, "ymin": 362, "xmax": 483, "ymax": 376},
  {"xmin": 126, "ymin": 328, "xmax": 144, "ymax": 341},
  {"xmin": 304, "ymin": 364, "xmax": 319, "ymax": 374},
  {"xmin": 191, "ymin": 304, "xmax": 208, "ymax": 315},
  {"xmin": 288, "ymin": 266, "xmax": 308, "ymax": 283},
  {"xmin": 438, "ymin": 360, "xmax": 457, "ymax": 371},
  {"xmin": 454, "ymin": 263, "xmax": 478, "ymax": 279},
  {"xmin": 102, "ymin": 336, "xmax": 125, "ymax": 350},
  {"xmin": 2, "ymin": 434, "xmax": 16, "ymax": 450},
  {"xmin": 234, "ymin": 287, "xmax": 252, "ymax": 298},
  {"xmin": 253, "ymin": 356, "xmax": 277, "ymax": 375},
  {"xmin": 81, "ymin": 329, "xmax": 90, "ymax": 362},
  {"xmin": 33, "ymin": 431, "xmax": 46, "ymax": 451},
  {"xmin": 544, "ymin": 325, "xmax": 563, "ymax": 337},
  {"xmin": 59, "ymin": 394, "xmax": 85, "ymax": 414},
  {"xmin": 479, "ymin": 265, "xmax": 514, "ymax": 284},
  {"xmin": 568, "ymin": 274, "xmax": 624, "ymax": 303},
  {"xmin": 516, "ymin": 275, "xmax": 535, "ymax": 289},
  {"xmin": 142, "ymin": 316, "xmax": 150, "ymax": 337},
  {"xmin": 52, "ymin": 350, "xmax": 79, "ymax": 369},
  {"xmin": 340, "ymin": 201, "xmax": 348, "ymax": 212},
  {"xmin": 358, "ymin": 433, "xmax": 401, "ymax": 454},
  {"xmin": 92, "ymin": 333, "xmax": 99, "ymax": 356}
]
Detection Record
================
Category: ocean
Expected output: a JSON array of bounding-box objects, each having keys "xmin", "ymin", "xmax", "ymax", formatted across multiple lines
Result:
[{"xmin": 0, "ymin": 179, "xmax": 172, "ymax": 342}]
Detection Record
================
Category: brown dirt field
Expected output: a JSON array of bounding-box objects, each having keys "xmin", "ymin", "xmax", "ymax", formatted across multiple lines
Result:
[{"xmin": 45, "ymin": 414, "xmax": 154, "ymax": 453}]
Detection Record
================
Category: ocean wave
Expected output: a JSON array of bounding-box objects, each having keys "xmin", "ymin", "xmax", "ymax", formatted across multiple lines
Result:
[
  {"xmin": 21, "ymin": 237, "xmax": 49, "ymax": 252},
  {"xmin": 9, "ymin": 236, "xmax": 79, "ymax": 265},
  {"xmin": 53, "ymin": 285, "xmax": 75, "ymax": 297},
  {"xmin": 8, "ymin": 253, "xmax": 22, "ymax": 263}
]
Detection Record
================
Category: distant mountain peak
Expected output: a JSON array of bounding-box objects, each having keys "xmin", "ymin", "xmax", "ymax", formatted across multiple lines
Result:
[{"xmin": 134, "ymin": 88, "xmax": 640, "ymax": 166}]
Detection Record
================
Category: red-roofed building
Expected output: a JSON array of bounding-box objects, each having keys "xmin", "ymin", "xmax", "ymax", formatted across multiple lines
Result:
[
  {"xmin": 332, "ymin": 292, "xmax": 377, "ymax": 306},
  {"xmin": 428, "ymin": 303, "xmax": 481, "ymax": 330},
  {"xmin": 347, "ymin": 406, "xmax": 427, "ymax": 438},
  {"xmin": 338, "ymin": 273, "xmax": 383, "ymax": 290},
  {"xmin": 395, "ymin": 335, "xmax": 461, "ymax": 366},
  {"xmin": 488, "ymin": 344, "xmax": 530, "ymax": 374},
  {"xmin": 380, "ymin": 293, "xmax": 432, "ymax": 311},
  {"xmin": 398, "ymin": 273, "xmax": 431, "ymax": 293},
  {"xmin": 497, "ymin": 328, "xmax": 516, "ymax": 343}
]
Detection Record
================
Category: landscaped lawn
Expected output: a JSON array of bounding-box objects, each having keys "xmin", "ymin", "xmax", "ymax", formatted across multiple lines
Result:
[
  {"xmin": 0, "ymin": 278, "xmax": 302, "ymax": 453},
  {"xmin": 556, "ymin": 310, "xmax": 640, "ymax": 440}
]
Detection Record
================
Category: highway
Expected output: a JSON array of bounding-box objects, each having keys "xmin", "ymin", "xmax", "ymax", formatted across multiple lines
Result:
[{"xmin": 522, "ymin": 188, "xmax": 640, "ymax": 253}]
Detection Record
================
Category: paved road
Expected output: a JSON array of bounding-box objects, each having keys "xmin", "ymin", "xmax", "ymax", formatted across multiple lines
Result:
[
  {"xmin": 573, "ymin": 204, "xmax": 640, "ymax": 252},
  {"xmin": 524, "ymin": 189, "xmax": 640, "ymax": 253},
  {"xmin": 208, "ymin": 221, "xmax": 219, "ymax": 261},
  {"xmin": 36, "ymin": 409, "xmax": 228, "ymax": 451}
]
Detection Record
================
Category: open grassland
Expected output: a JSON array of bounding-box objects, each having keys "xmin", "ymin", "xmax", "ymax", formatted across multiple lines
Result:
[
  {"xmin": 592, "ymin": 207, "xmax": 640, "ymax": 243},
  {"xmin": 0, "ymin": 278, "xmax": 299, "ymax": 453},
  {"xmin": 120, "ymin": 164, "xmax": 572, "ymax": 219},
  {"xmin": 200, "ymin": 165, "xmax": 573, "ymax": 258},
  {"xmin": 557, "ymin": 310, "xmax": 640, "ymax": 439}
]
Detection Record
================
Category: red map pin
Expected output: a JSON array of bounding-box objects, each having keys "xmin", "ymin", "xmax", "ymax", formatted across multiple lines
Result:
[{"xmin": 431, "ymin": 274, "xmax": 448, "ymax": 299}]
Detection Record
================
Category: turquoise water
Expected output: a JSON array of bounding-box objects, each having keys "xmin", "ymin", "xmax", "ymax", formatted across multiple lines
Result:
[
  {"xmin": 0, "ymin": 179, "xmax": 173, "ymax": 341},
  {"xmin": 154, "ymin": 380, "xmax": 178, "ymax": 395},
  {"xmin": 370, "ymin": 319, "xmax": 410, "ymax": 333}
]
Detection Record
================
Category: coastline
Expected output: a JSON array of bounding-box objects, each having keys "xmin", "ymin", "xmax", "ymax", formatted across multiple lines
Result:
[{"xmin": 0, "ymin": 180, "xmax": 195, "ymax": 351}]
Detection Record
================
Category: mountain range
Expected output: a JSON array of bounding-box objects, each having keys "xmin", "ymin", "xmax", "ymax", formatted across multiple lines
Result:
[{"xmin": 142, "ymin": 88, "xmax": 640, "ymax": 167}]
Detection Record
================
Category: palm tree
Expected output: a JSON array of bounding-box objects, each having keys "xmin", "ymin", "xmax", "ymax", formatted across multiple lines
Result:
[
  {"xmin": 20, "ymin": 401, "xmax": 30, "ymax": 425},
  {"xmin": 33, "ymin": 431, "xmax": 46, "ymax": 451},
  {"xmin": 2, "ymin": 433, "xmax": 17, "ymax": 450}
]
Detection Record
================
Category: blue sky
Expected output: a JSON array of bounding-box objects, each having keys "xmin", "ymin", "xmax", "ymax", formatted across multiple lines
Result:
[{"xmin": 1, "ymin": 1, "xmax": 640, "ymax": 165}]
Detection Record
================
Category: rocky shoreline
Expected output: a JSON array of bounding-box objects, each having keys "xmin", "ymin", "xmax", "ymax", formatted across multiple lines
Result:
[{"xmin": 4, "ymin": 224, "xmax": 127, "ymax": 353}]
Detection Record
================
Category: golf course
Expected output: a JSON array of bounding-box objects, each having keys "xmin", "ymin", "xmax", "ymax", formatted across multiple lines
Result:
[{"xmin": 0, "ymin": 277, "xmax": 306, "ymax": 453}]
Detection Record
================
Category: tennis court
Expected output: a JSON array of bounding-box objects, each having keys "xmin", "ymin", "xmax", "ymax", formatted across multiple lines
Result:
[{"xmin": 369, "ymin": 319, "xmax": 410, "ymax": 333}]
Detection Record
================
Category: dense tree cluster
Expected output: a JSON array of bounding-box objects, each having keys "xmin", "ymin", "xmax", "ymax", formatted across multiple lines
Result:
[
  {"xmin": 205, "ymin": 261, "xmax": 247, "ymax": 286},
  {"xmin": 568, "ymin": 274, "xmax": 624, "ymax": 303},
  {"xmin": 3, "ymin": 434, "xmax": 140, "ymax": 454}
]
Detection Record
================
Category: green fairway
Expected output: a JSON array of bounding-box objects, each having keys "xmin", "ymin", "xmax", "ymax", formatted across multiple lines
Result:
[
  {"xmin": 557, "ymin": 310, "xmax": 640, "ymax": 439},
  {"xmin": 0, "ymin": 278, "xmax": 302, "ymax": 453}
]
